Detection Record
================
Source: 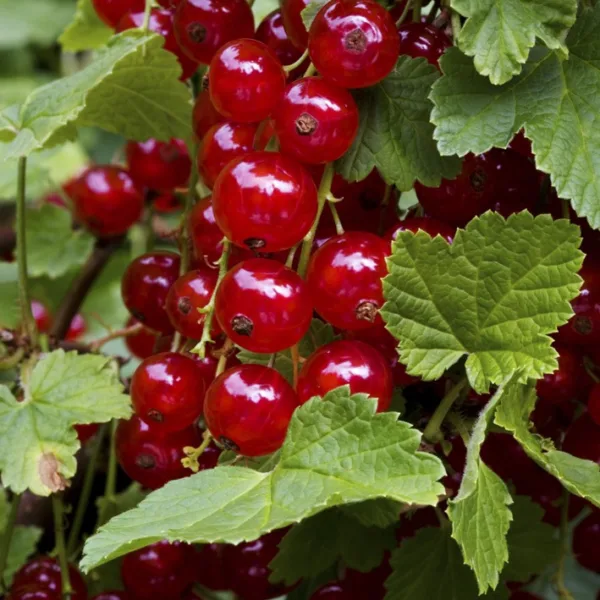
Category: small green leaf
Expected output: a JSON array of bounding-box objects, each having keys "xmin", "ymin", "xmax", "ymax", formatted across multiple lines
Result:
[
  {"xmin": 81, "ymin": 388, "xmax": 445, "ymax": 572},
  {"xmin": 381, "ymin": 212, "xmax": 583, "ymax": 393},
  {"xmin": 340, "ymin": 498, "xmax": 401, "ymax": 529},
  {"xmin": 301, "ymin": 0, "xmax": 328, "ymax": 30},
  {"xmin": 59, "ymin": 0, "xmax": 113, "ymax": 52},
  {"xmin": 334, "ymin": 56, "xmax": 461, "ymax": 191},
  {"xmin": 96, "ymin": 483, "xmax": 147, "ymax": 528},
  {"xmin": 0, "ymin": 350, "xmax": 131, "ymax": 496},
  {"xmin": 252, "ymin": 0, "xmax": 280, "ymax": 26},
  {"xmin": 452, "ymin": 0, "xmax": 577, "ymax": 85},
  {"xmin": 495, "ymin": 380, "xmax": 600, "ymax": 506}
]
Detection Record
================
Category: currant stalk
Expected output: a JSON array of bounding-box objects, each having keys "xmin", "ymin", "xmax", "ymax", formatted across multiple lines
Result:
[
  {"xmin": 52, "ymin": 494, "xmax": 73, "ymax": 599},
  {"xmin": 0, "ymin": 493, "xmax": 21, "ymax": 592},
  {"xmin": 422, "ymin": 377, "xmax": 469, "ymax": 443}
]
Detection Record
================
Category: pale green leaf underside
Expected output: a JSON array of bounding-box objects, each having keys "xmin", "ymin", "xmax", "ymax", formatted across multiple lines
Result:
[
  {"xmin": 59, "ymin": 0, "xmax": 113, "ymax": 52},
  {"xmin": 431, "ymin": 4, "xmax": 600, "ymax": 229},
  {"xmin": 495, "ymin": 380, "xmax": 600, "ymax": 506},
  {"xmin": 301, "ymin": 0, "xmax": 327, "ymax": 30},
  {"xmin": 0, "ymin": 31, "xmax": 192, "ymax": 161},
  {"xmin": 81, "ymin": 389, "xmax": 445, "ymax": 572},
  {"xmin": 335, "ymin": 56, "xmax": 461, "ymax": 191},
  {"xmin": 381, "ymin": 211, "xmax": 583, "ymax": 393},
  {"xmin": 0, "ymin": 350, "xmax": 131, "ymax": 495},
  {"xmin": 452, "ymin": 0, "xmax": 577, "ymax": 85}
]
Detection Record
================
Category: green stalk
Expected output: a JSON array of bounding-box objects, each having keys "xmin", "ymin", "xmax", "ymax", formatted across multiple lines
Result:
[
  {"xmin": 0, "ymin": 494, "xmax": 21, "ymax": 592},
  {"xmin": 412, "ymin": 0, "xmax": 422, "ymax": 21},
  {"xmin": 423, "ymin": 377, "xmax": 468, "ymax": 442},
  {"xmin": 52, "ymin": 495, "xmax": 73, "ymax": 599}
]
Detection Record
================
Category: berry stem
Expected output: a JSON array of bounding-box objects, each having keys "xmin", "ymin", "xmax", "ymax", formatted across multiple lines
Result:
[
  {"xmin": 0, "ymin": 492, "xmax": 21, "ymax": 592},
  {"xmin": 297, "ymin": 163, "xmax": 335, "ymax": 278},
  {"xmin": 422, "ymin": 377, "xmax": 468, "ymax": 443},
  {"xmin": 97, "ymin": 420, "xmax": 118, "ymax": 527},
  {"xmin": 583, "ymin": 355, "xmax": 600, "ymax": 383},
  {"xmin": 215, "ymin": 337, "xmax": 234, "ymax": 377},
  {"xmin": 141, "ymin": 0, "xmax": 153, "ymax": 31},
  {"xmin": 285, "ymin": 243, "xmax": 300, "ymax": 268},
  {"xmin": 16, "ymin": 157, "xmax": 38, "ymax": 346},
  {"xmin": 412, "ymin": 0, "xmax": 422, "ymax": 21},
  {"xmin": 182, "ymin": 429, "xmax": 213, "ymax": 472},
  {"xmin": 328, "ymin": 201, "xmax": 345, "ymax": 235},
  {"xmin": 395, "ymin": 0, "xmax": 412, "ymax": 26},
  {"xmin": 51, "ymin": 494, "xmax": 73, "ymax": 599},
  {"xmin": 291, "ymin": 343, "xmax": 299, "ymax": 389},
  {"xmin": 284, "ymin": 49, "xmax": 309, "ymax": 73},
  {"xmin": 303, "ymin": 62, "xmax": 317, "ymax": 77},
  {"xmin": 180, "ymin": 141, "xmax": 200, "ymax": 277},
  {"xmin": 90, "ymin": 322, "xmax": 144, "ymax": 352},
  {"xmin": 554, "ymin": 488, "xmax": 574, "ymax": 600}
]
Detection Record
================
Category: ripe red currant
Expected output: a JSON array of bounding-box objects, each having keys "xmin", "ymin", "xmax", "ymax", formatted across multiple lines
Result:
[
  {"xmin": 588, "ymin": 383, "xmax": 600, "ymax": 426},
  {"xmin": 297, "ymin": 340, "xmax": 393, "ymax": 411},
  {"xmin": 204, "ymin": 364, "xmax": 299, "ymax": 456},
  {"xmin": 212, "ymin": 151, "xmax": 318, "ymax": 252},
  {"xmin": 307, "ymin": 231, "xmax": 388, "ymax": 330},
  {"xmin": 31, "ymin": 300, "xmax": 52, "ymax": 333},
  {"xmin": 125, "ymin": 138, "xmax": 191, "ymax": 191},
  {"xmin": 573, "ymin": 512, "xmax": 600, "ymax": 573},
  {"xmin": 308, "ymin": 0, "xmax": 399, "ymax": 89},
  {"xmin": 67, "ymin": 166, "xmax": 144, "ymax": 237},
  {"xmin": 65, "ymin": 313, "xmax": 86, "ymax": 341},
  {"xmin": 280, "ymin": 0, "xmax": 311, "ymax": 49},
  {"xmin": 344, "ymin": 558, "xmax": 391, "ymax": 600},
  {"xmin": 117, "ymin": 9, "xmax": 199, "ymax": 80},
  {"xmin": 397, "ymin": 22, "xmax": 451, "ymax": 66},
  {"xmin": 125, "ymin": 317, "xmax": 173, "ymax": 359},
  {"xmin": 192, "ymin": 89, "xmax": 225, "ymax": 140},
  {"xmin": 480, "ymin": 432, "xmax": 537, "ymax": 489},
  {"xmin": 8, "ymin": 590, "xmax": 60, "ymax": 600},
  {"xmin": 92, "ymin": 0, "xmax": 144, "ymax": 27},
  {"xmin": 384, "ymin": 216, "xmax": 455, "ymax": 245},
  {"xmin": 563, "ymin": 413, "xmax": 600, "ymax": 464},
  {"xmin": 75, "ymin": 423, "xmax": 99, "ymax": 444},
  {"xmin": 116, "ymin": 415, "xmax": 201, "ymax": 489},
  {"xmin": 90, "ymin": 593, "xmax": 130, "ymax": 600},
  {"xmin": 272, "ymin": 77, "xmax": 359, "ymax": 164},
  {"xmin": 12, "ymin": 558, "xmax": 87, "ymax": 600},
  {"xmin": 158, "ymin": 0, "xmax": 183, "ymax": 7},
  {"xmin": 189, "ymin": 197, "xmax": 226, "ymax": 264},
  {"xmin": 121, "ymin": 541, "xmax": 196, "ymax": 600},
  {"xmin": 310, "ymin": 581, "xmax": 355, "ymax": 599},
  {"xmin": 121, "ymin": 251, "xmax": 181, "ymax": 334},
  {"xmin": 152, "ymin": 191, "xmax": 181, "ymax": 213},
  {"xmin": 215, "ymin": 258, "xmax": 313, "ymax": 353},
  {"xmin": 198, "ymin": 122, "xmax": 258, "ymax": 188},
  {"xmin": 508, "ymin": 130, "xmax": 534, "ymax": 161},
  {"xmin": 173, "ymin": 0, "xmax": 255, "ymax": 65},
  {"xmin": 131, "ymin": 352, "xmax": 206, "ymax": 432},
  {"xmin": 193, "ymin": 543, "xmax": 227, "ymax": 591}
]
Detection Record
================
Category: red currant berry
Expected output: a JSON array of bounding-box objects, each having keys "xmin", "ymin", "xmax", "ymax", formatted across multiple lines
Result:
[
  {"xmin": 91, "ymin": 593, "xmax": 130, "ymax": 600},
  {"xmin": 307, "ymin": 231, "xmax": 388, "ymax": 330},
  {"xmin": 152, "ymin": 191, "xmax": 181, "ymax": 213},
  {"xmin": 563, "ymin": 413, "xmax": 600, "ymax": 464},
  {"xmin": 121, "ymin": 541, "xmax": 196, "ymax": 600},
  {"xmin": 75, "ymin": 423, "xmax": 99, "ymax": 444},
  {"xmin": 173, "ymin": 0, "xmax": 255, "ymax": 65},
  {"xmin": 384, "ymin": 216, "xmax": 455, "ymax": 245},
  {"xmin": 344, "ymin": 557, "xmax": 391, "ymax": 600},
  {"xmin": 480, "ymin": 432, "xmax": 537, "ymax": 489},
  {"xmin": 165, "ymin": 267, "xmax": 219, "ymax": 338},
  {"xmin": 131, "ymin": 352, "xmax": 206, "ymax": 432},
  {"xmin": 531, "ymin": 396, "xmax": 578, "ymax": 444},
  {"xmin": 297, "ymin": 340, "xmax": 393, "ymax": 411},
  {"xmin": 204, "ymin": 364, "xmax": 299, "ymax": 455},
  {"xmin": 66, "ymin": 313, "xmax": 86, "ymax": 341},
  {"xmin": 125, "ymin": 317, "xmax": 173, "ymax": 359},
  {"xmin": 215, "ymin": 258, "xmax": 312, "ymax": 353},
  {"xmin": 198, "ymin": 122, "xmax": 258, "ymax": 188},
  {"xmin": 67, "ymin": 166, "xmax": 144, "ymax": 237},
  {"xmin": 125, "ymin": 138, "xmax": 191, "ymax": 191},
  {"xmin": 272, "ymin": 77, "xmax": 359, "ymax": 164},
  {"xmin": 157, "ymin": 0, "xmax": 183, "ymax": 7},
  {"xmin": 8, "ymin": 589, "xmax": 60, "ymax": 600},
  {"xmin": 573, "ymin": 512, "xmax": 600, "ymax": 573},
  {"xmin": 31, "ymin": 300, "xmax": 52, "ymax": 333},
  {"xmin": 280, "ymin": 0, "xmax": 311, "ymax": 50},
  {"xmin": 189, "ymin": 197, "xmax": 226, "ymax": 264},
  {"xmin": 397, "ymin": 22, "xmax": 451, "ymax": 67},
  {"xmin": 92, "ymin": 0, "xmax": 144, "ymax": 27},
  {"xmin": 117, "ymin": 9, "xmax": 199, "ymax": 80},
  {"xmin": 308, "ymin": 0, "xmax": 399, "ymax": 89},
  {"xmin": 12, "ymin": 558, "xmax": 87, "ymax": 600},
  {"xmin": 121, "ymin": 251, "xmax": 181, "ymax": 334},
  {"xmin": 213, "ymin": 151, "xmax": 318, "ymax": 252},
  {"xmin": 192, "ymin": 89, "xmax": 225, "ymax": 140},
  {"xmin": 116, "ymin": 415, "xmax": 200, "ymax": 489},
  {"xmin": 194, "ymin": 543, "xmax": 227, "ymax": 590},
  {"xmin": 588, "ymin": 383, "xmax": 600, "ymax": 426},
  {"xmin": 508, "ymin": 130, "xmax": 534, "ymax": 161},
  {"xmin": 310, "ymin": 581, "xmax": 355, "ymax": 599}
]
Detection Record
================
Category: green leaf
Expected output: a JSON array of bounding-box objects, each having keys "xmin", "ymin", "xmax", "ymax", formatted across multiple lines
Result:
[
  {"xmin": 96, "ymin": 483, "xmax": 147, "ymax": 528},
  {"xmin": 503, "ymin": 495, "xmax": 561, "ymax": 583},
  {"xmin": 381, "ymin": 211, "xmax": 583, "ymax": 393},
  {"xmin": 301, "ymin": 1, "xmax": 327, "ymax": 30},
  {"xmin": 528, "ymin": 554, "xmax": 600, "ymax": 600},
  {"xmin": 340, "ymin": 498, "xmax": 401, "ymax": 529},
  {"xmin": 495, "ymin": 380, "xmax": 600, "ymax": 506},
  {"xmin": 237, "ymin": 319, "xmax": 337, "ymax": 384},
  {"xmin": 24, "ymin": 204, "xmax": 94, "ymax": 278},
  {"xmin": 0, "ymin": 31, "xmax": 192, "ymax": 161},
  {"xmin": 59, "ymin": 0, "xmax": 113, "ymax": 52},
  {"xmin": 81, "ymin": 388, "xmax": 445, "ymax": 572},
  {"xmin": 252, "ymin": 0, "xmax": 279, "ymax": 26},
  {"xmin": 269, "ymin": 508, "xmax": 396, "ymax": 585},
  {"xmin": 0, "ymin": 350, "xmax": 131, "ymax": 496},
  {"xmin": 447, "ymin": 374, "xmax": 517, "ymax": 593},
  {"xmin": 430, "ymin": 4, "xmax": 600, "ymax": 229},
  {"xmin": 0, "ymin": 262, "xmax": 19, "ymax": 328},
  {"xmin": 452, "ymin": 0, "xmax": 577, "ymax": 85},
  {"xmin": 385, "ymin": 527, "xmax": 508, "ymax": 600},
  {"xmin": 334, "ymin": 56, "xmax": 461, "ymax": 191}
]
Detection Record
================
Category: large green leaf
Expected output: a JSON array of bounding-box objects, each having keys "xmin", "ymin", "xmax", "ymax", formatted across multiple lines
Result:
[
  {"xmin": 81, "ymin": 388, "xmax": 445, "ymax": 572},
  {"xmin": 0, "ymin": 350, "xmax": 131, "ymax": 496},
  {"xmin": 0, "ymin": 262, "xmax": 19, "ymax": 328},
  {"xmin": 59, "ymin": 0, "xmax": 112, "ymax": 52},
  {"xmin": 334, "ymin": 56, "xmax": 460, "ymax": 191},
  {"xmin": 452, "ymin": 0, "xmax": 577, "ymax": 85},
  {"xmin": 430, "ymin": 4, "xmax": 600, "ymax": 229},
  {"xmin": 0, "ymin": 31, "xmax": 192, "ymax": 161},
  {"xmin": 381, "ymin": 212, "xmax": 583, "ymax": 393}
]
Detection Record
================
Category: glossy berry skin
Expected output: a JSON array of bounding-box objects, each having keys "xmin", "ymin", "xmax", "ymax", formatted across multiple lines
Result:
[
  {"xmin": 198, "ymin": 122, "xmax": 257, "ymax": 188},
  {"xmin": 273, "ymin": 77, "xmax": 359, "ymax": 164},
  {"xmin": 215, "ymin": 258, "xmax": 312, "ymax": 353},
  {"xmin": 68, "ymin": 166, "xmax": 144, "ymax": 237},
  {"xmin": 573, "ymin": 512, "xmax": 600, "ymax": 573},
  {"xmin": 31, "ymin": 300, "xmax": 52, "ymax": 333},
  {"xmin": 92, "ymin": 0, "xmax": 144, "ymax": 27},
  {"xmin": 208, "ymin": 39, "xmax": 286, "ymax": 123},
  {"xmin": 125, "ymin": 317, "xmax": 173, "ymax": 359},
  {"xmin": 308, "ymin": 0, "xmax": 399, "ymax": 89},
  {"xmin": 12, "ymin": 558, "xmax": 87, "ymax": 600},
  {"xmin": 588, "ymin": 383, "xmax": 600, "ymax": 426},
  {"xmin": 384, "ymin": 216, "xmax": 455, "ymax": 246},
  {"xmin": 117, "ymin": 9, "xmax": 199, "ymax": 80},
  {"xmin": 121, "ymin": 541, "xmax": 196, "ymax": 600},
  {"xmin": 213, "ymin": 151, "xmax": 318, "ymax": 252},
  {"xmin": 131, "ymin": 352, "xmax": 206, "ymax": 432},
  {"xmin": 563, "ymin": 413, "xmax": 600, "ymax": 464},
  {"xmin": 204, "ymin": 364, "xmax": 299, "ymax": 456},
  {"xmin": 91, "ymin": 594, "xmax": 130, "ymax": 600},
  {"xmin": 125, "ymin": 138, "xmax": 191, "ymax": 191},
  {"xmin": 173, "ymin": 0, "xmax": 255, "ymax": 65},
  {"xmin": 307, "ymin": 232, "xmax": 388, "ymax": 330},
  {"xmin": 121, "ymin": 251, "xmax": 181, "ymax": 334},
  {"xmin": 8, "ymin": 589, "xmax": 60, "ymax": 600},
  {"xmin": 281, "ymin": 0, "xmax": 312, "ymax": 49},
  {"xmin": 192, "ymin": 89, "xmax": 225, "ymax": 140},
  {"xmin": 310, "ymin": 581, "xmax": 355, "ymax": 599},
  {"xmin": 165, "ymin": 267, "xmax": 219, "ymax": 338},
  {"xmin": 397, "ymin": 22, "xmax": 451, "ymax": 66},
  {"xmin": 116, "ymin": 415, "xmax": 200, "ymax": 489},
  {"xmin": 536, "ymin": 344, "xmax": 590, "ymax": 405},
  {"xmin": 66, "ymin": 313, "xmax": 86, "ymax": 341},
  {"xmin": 297, "ymin": 340, "xmax": 393, "ymax": 411},
  {"xmin": 189, "ymin": 197, "xmax": 225, "ymax": 264}
]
